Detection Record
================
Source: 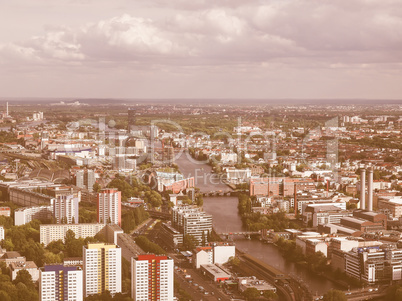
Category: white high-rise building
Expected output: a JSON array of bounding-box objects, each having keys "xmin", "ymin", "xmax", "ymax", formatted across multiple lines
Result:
[
  {"xmin": 97, "ymin": 189, "xmax": 121, "ymax": 227},
  {"xmin": 131, "ymin": 254, "xmax": 174, "ymax": 301},
  {"xmin": 40, "ymin": 264, "xmax": 83, "ymax": 301},
  {"xmin": 0, "ymin": 226, "xmax": 4, "ymax": 241},
  {"xmin": 172, "ymin": 205, "xmax": 212, "ymax": 242},
  {"xmin": 83, "ymin": 243, "xmax": 122, "ymax": 297},
  {"xmin": 53, "ymin": 195, "xmax": 79, "ymax": 224}
]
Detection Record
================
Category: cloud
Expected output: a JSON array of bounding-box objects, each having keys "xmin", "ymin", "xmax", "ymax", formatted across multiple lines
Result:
[{"xmin": 1, "ymin": 0, "xmax": 402, "ymax": 69}]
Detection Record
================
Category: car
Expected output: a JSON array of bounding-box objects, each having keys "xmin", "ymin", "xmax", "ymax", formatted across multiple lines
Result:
[
  {"xmin": 368, "ymin": 289, "xmax": 373, "ymax": 292},
  {"xmin": 374, "ymin": 288, "xmax": 378, "ymax": 291},
  {"xmin": 204, "ymin": 291, "xmax": 209, "ymax": 295}
]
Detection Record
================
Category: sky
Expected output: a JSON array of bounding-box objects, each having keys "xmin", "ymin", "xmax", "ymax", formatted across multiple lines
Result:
[{"xmin": 0, "ymin": 0, "xmax": 402, "ymax": 100}]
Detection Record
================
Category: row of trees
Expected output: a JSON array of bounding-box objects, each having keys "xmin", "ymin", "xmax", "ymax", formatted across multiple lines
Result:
[
  {"xmin": 121, "ymin": 206, "xmax": 149, "ymax": 234},
  {"xmin": 135, "ymin": 236, "xmax": 166, "ymax": 255}
]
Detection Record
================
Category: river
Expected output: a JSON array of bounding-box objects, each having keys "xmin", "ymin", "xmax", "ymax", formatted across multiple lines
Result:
[{"xmin": 176, "ymin": 151, "xmax": 341, "ymax": 295}]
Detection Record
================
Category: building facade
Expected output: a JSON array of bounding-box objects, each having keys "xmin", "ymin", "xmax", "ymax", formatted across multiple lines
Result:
[
  {"xmin": 53, "ymin": 195, "xmax": 79, "ymax": 224},
  {"xmin": 83, "ymin": 243, "xmax": 122, "ymax": 297},
  {"xmin": 98, "ymin": 189, "xmax": 121, "ymax": 227},
  {"xmin": 40, "ymin": 264, "xmax": 83, "ymax": 301},
  {"xmin": 172, "ymin": 205, "xmax": 212, "ymax": 243},
  {"xmin": 131, "ymin": 254, "xmax": 174, "ymax": 301}
]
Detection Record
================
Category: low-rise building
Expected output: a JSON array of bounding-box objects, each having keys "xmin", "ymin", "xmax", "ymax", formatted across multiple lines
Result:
[
  {"xmin": 238, "ymin": 276, "xmax": 276, "ymax": 293},
  {"xmin": 200, "ymin": 264, "xmax": 231, "ymax": 282},
  {"xmin": 10, "ymin": 261, "xmax": 40, "ymax": 282}
]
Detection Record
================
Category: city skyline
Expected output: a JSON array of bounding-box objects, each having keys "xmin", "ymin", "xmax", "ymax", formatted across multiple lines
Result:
[{"xmin": 1, "ymin": 0, "xmax": 402, "ymax": 100}]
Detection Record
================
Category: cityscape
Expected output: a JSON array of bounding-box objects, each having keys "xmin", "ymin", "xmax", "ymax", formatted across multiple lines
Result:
[
  {"xmin": 1, "ymin": 1, "xmax": 402, "ymax": 301},
  {"xmin": 0, "ymin": 101, "xmax": 400, "ymax": 301}
]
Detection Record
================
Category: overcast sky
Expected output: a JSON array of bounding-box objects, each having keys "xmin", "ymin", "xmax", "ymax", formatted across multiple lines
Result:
[{"xmin": 0, "ymin": 0, "xmax": 401, "ymax": 100}]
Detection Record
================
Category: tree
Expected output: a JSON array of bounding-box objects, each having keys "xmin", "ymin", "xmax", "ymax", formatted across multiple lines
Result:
[
  {"xmin": 13, "ymin": 270, "xmax": 34, "ymax": 289},
  {"xmin": 201, "ymin": 231, "xmax": 206, "ymax": 246},
  {"xmin": 183, "ymin": 235, "xmax": 198, "ymax": 251},
  {"xmin": 229, "ymin": 256, "xmax": 240, "ymax": 266},
  {"xmin": 322, "ymin": 289, "xmax": 347, "ymax": 301},
  {"xmin": 243, "ymin": 287, "xmax": 261, "ymax": 300},
  {"xmin": 0, "ymin": 291, "xmax": 11, "ymax": 301},
  {"xmin": 93, "ymin": 182, "xmax": 101, "ymax": 193},
  {"xmin": 263, "ymin": 290, "xmax": 278, "ymax": 300}
]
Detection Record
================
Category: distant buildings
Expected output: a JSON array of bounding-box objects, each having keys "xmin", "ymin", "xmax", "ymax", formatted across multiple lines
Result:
[
  {"xmin": 250, "ymin": 177, "xmax": 315, "ymax": 198},
  {"xmin": 97, "ymin": 188, "xmax": 121, "ymax": 227},
  {"xmin": 40, "ymin": 264, "xmax": 83, "ymax": 301},
  {"xmin": 83, "ymin": 243, "xmax": 122, "ymax": 297},
  {"xmin": 75, "ymin": 169, "xmax": 96, "ymax": 192},
  {"xmin": 131, "ymin": 254, "xmax": 174, "ymax": 301}
]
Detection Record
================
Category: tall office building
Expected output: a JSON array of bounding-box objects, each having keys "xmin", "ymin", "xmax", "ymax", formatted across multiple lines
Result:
[
  {"xmin": 40, "ymin": 264, "xmax": 83, "ymax": 301},
  {"xmin": 53, "ymin": 195, "xmax": 79, "ymax": 224},
  {"xmin": 131, "ymin": 254, "xmax": 174, "ymax": 301},
  {"xmin": 76, "ymin": 169, "xmax": 96, "ymax": 192},
  {"xmin": 97, "ymin": 188, "xmax": 121, "ymax": 227},
  {"xmin": 83, "ymin": 243, "xmax": 122, "ymax": 297}
]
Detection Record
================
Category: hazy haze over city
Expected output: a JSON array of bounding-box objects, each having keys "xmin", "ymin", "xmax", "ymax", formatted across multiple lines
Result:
[{"xmin": 0, "ymin": 0, "xmax": 402, "ymax": 100}]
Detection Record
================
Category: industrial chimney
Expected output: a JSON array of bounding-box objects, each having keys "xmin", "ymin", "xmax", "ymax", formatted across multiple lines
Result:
[
  {"xmin": 367, "ymin": 167, "xmax": 374, "ymax": 211},
  {"xmin": 360, "ymin": 168, "xmax": 366, "ymax": 210}
]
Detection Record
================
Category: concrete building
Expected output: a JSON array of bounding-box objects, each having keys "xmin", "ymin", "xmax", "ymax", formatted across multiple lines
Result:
[
  {"xmin": 75, "ymin": 169, "xmax": 96, "ymax": 192},
  {"xmin": 378, "ymin": 197, "xmax": 402, "ymax": 218},
  {"xmin": 131, "ymin": 254, "xmax": 174, "ymax": 301},
  {"xmin": 83, "ymin": 243, "xmax": 122, "ymax": 297},
  {"xmin": 159, "ymin": 222, "xmax": 183, "ymax": 249},
  {"xmin": 53, "ymin": 195, "xmax": 79, "ymax": 224},
  {"xmin": 8, "ymin": 187, "xmax": 55, "ymax": 207},
  {"xmin": 40, "ymin": 223, "xmax": 106, "ymax": 246},
  {"xmin": 200, "ymin": 264, "xmax": 231, "ymax": 282},
  {"xmin": 40, "ymin": 264, "xmax": 83, "ymax": 301},
  {"xmin": 98, "ymin": 188, "xmax": 121, "ymax": 227},
  {"xmin": 10, "ymin": 261, "xmax": 40, "ymax": 282},
  {"xmin": 14, "ymin": 205, "xmax": 53, "ymax": 226},
  {"xmin": 193, "ymin": 243, "xmax": 236, "ymax": 268},
  {"xmin": 172, "ymin": 205, "xmax": 212, "ymax": 243}
]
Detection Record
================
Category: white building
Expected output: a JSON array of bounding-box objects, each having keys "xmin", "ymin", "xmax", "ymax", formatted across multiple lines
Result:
[
  {"xmin": 53, "ymin": 195, "xmax": 79, "ymax": 224},
  {"xmin": 83, "ymin": 243, "xmax": 121, "ymax": 297},
  {"xmin": 40, "ymin": 264, "xmax": 83, "ymax": 301},
  {"xmin": 40, "ymin": 223, "xmax": 106, "ymax": 246},
  {"xmin": 98, "ymin": 189, "xmax": 121, "ymax": 227},
  {"xmin": 193, "ymin": 244, "xmax": 236, "ymax": 269},
  {"xmin": 131, "ymin": 254, "xmax": 174, "ymax": 301},
  {"xmin": 0, "ymin": 226, "xmax": 4, "ymax": 242},
  {"xmin": 14, "ymin": 205, "xmax": 53, "ymax": 226},
  {"xmin": 172, "ymin": 205, "xmax": 212, "ymax": 243}
]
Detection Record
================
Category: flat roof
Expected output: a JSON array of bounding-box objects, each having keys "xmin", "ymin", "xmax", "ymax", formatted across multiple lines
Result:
[
  {"xmin": 200, "ymin": 264, "xmax": 231, "ymax": 278},
  {"xmin": 342, "ymin": 216, "xmax": 367, "ymax": 224}
]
